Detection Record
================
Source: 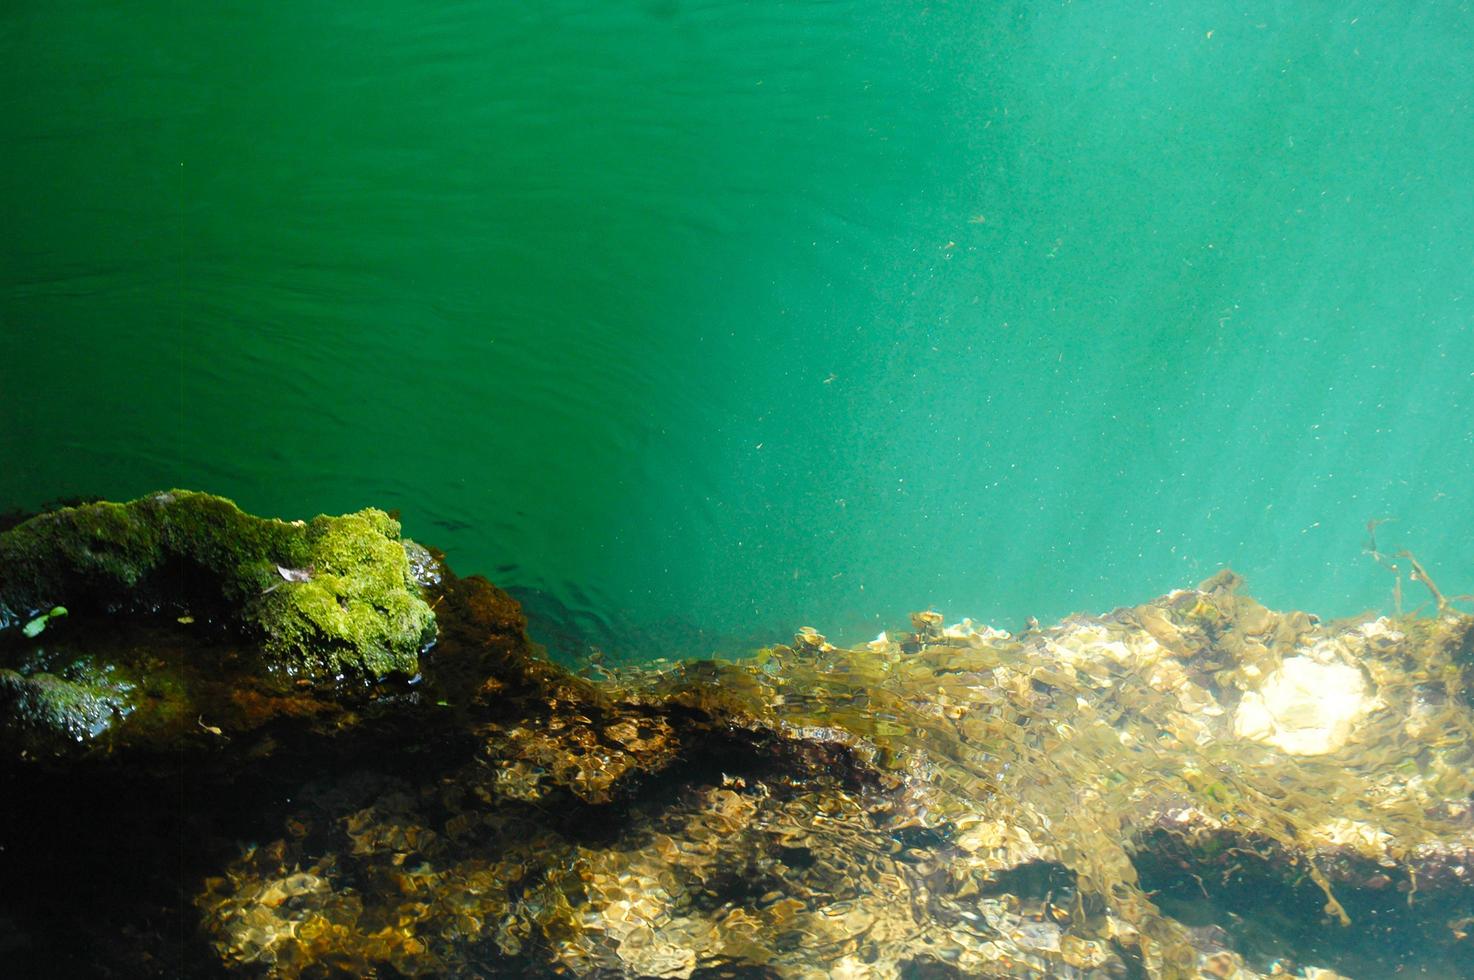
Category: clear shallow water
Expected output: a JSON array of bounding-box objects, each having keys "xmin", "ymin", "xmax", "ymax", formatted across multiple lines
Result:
[{"xmin": 3, "ymin": 2, "xmax": 1473, "ymax": 658}]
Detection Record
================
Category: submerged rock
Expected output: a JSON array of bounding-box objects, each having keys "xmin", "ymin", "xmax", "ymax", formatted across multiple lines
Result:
[
  {"xmin": 0, "ymin": 667, "xmax": 126, "ymax": 753},
  {"xmin": 0, "ymin": 491, "xmax": 435, "ymax": 678},
  {"xmin": 4, "ymin": 502, "xmax": 1472, "ymax": 977},
  {"xmin": 191, "ymin": 569, "xmax": 1474, "ymax": 979},
  {"xmin": 0, "ymin": 492, "xmax": 438, "ymax": 758},
  {"xmin": 1232, "ymin": 654, "xmax": 1374, "ymax": 755}
]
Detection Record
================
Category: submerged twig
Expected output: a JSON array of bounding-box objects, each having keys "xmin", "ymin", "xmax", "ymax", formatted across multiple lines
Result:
[
  {"xmin": 1365, "ymin": 519, "xmax": 1404, "ymax": 615},
  {"xmin": 1366, "ymin": 518, "xmax": 1472, "ymax": 616},
  {"xmin": 1398, "ymin": 550, "xmax": 1449, "ymax": 615}
]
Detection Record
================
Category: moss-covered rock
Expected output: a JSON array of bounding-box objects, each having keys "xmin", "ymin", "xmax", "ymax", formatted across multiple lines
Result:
[
  {"xmin": 0, "ymin": 668, "xmax": 127, "ymax": 755},
  {"xmin": 0, "ymin": 491, "xmax": 435, "ymax": 680},
  {"xmin": 188, "ymin": 573, "xmax": 1474, "ymax": 979}
]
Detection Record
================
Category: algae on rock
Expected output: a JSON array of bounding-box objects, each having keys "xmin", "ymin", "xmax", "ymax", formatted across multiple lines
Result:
[
  {"xmin": 187, "ymin": 568, "xmax": 1474, "ymax": 972},
  {"xmin": 0, "ymin": 492, "xmax": 439, "ymax": 759},
  {"xmin": 194, "ymin": 569, "xmax": 1474, "ymax": 980},
  {"xmin": 0, "ymin": 491, "xmax": 436, "ymax": 680},
  {"xmin": 6, "ymin": 497, "xmax": 1472, "ymax": 976},
  {"xmin": 0, "ymin": 668, "xmax": 127, "ymax": 754}
]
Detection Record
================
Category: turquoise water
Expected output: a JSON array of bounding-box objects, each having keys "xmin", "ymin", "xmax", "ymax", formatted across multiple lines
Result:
[{"xmin": 3, "ymin": 2, "xmax": 1472, "ymax": 658}]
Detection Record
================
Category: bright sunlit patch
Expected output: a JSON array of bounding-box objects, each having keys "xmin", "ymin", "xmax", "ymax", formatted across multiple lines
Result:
[{"xmin": 1233, "ymin": 656, "xmax": 1374, "ymax": 756}]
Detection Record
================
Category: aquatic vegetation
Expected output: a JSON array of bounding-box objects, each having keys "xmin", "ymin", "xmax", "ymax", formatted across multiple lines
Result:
[
  {"xmin": 20, "ymin": 604, "xmax": 66, "ymax": 638},
  {"xmin": 193, "ymin": 567, "xmax": 1474, "ymax": 978},
  {"xmin": 3, "ymin": 494, "xmax": 1472, "ymax": 976},
  {"xmin": 0, "ymin": 493, "xmax": 440, "ymax": 759},
  {"xmin": 0, "ymin": 490, "xmax": 436, "ymax": 679},
  {"xmin": 0, "ymin": 665, "xmax": 126, "ymax": 753},
  {"xmin": 1365, "ymin": 519, "xmax": 1474, "ymax": 617}
]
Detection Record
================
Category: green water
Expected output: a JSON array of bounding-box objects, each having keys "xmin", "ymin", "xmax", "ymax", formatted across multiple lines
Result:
[{"xmin": 3, "ymin": 2, "xmax": 1472, "ymax": 657}]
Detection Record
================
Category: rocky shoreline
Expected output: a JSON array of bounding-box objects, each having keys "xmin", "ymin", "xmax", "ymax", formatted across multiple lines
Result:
[{"xmin": 2, "ymin": 493, "xmax": 1472, "ymax": 978}]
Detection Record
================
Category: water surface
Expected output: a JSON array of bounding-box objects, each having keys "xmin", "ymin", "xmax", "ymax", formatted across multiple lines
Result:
[{"xmin": 3, "ymin": 1, "xmax": 1473, "ymax": 657}]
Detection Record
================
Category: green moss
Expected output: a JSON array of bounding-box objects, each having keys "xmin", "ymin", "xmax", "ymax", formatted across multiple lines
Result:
[
  {"xmin": 247, "ymin": 509, "xmax": 436, "ymax": 677},
  {"xmin": 0, "ymin": 491, "xmax": 435, "ymax": 680},
  {"xmin": 0, "ymin": 667, "xmax": 125, "ymax": 755}
]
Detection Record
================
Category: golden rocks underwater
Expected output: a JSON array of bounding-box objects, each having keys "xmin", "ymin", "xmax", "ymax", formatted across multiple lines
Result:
[
  {"xmin": 201, "ymin": 573, "xmax": 1474, "ymax": 978},
  {"xmin": 2, "ymin": 497, "xmax": 1473, "ymax": 978}
]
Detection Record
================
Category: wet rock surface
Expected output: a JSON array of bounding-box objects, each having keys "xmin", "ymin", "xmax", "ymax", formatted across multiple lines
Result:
[
  {"xmin": 191, "ymin": 572, "xmax": 1472, "ymax": 978},
  {"xmin": 0, "ymin": 492, "xmax": 438, "ymax": 758},
  {"xmin": 0, "ymin": 490, "xmax": 435, "ymax": 680},
  {"xmin": 1, "ymin": 504, "xmax": 1472, "ymax": 977}
]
